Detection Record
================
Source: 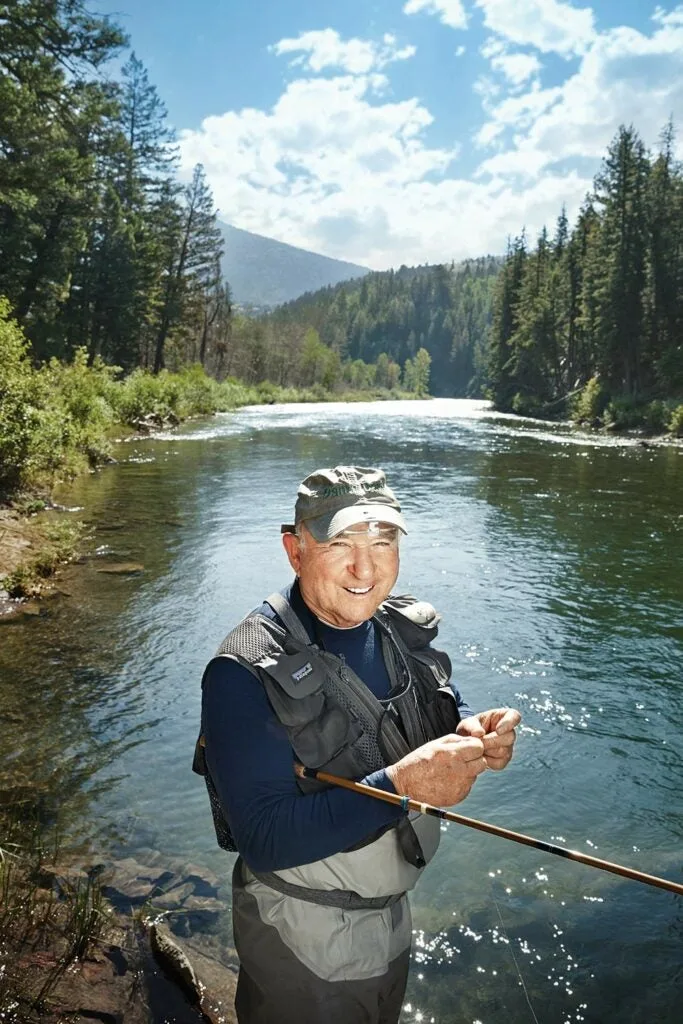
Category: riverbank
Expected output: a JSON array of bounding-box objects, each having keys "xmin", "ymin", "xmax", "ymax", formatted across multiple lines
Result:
[
  {"xmin": 0, "ymin": 808, "xmax": 238, "ymax": 1023},
  {"xmin": 498, "ymin": 378, "xmax": 683, "ymax": 439}
]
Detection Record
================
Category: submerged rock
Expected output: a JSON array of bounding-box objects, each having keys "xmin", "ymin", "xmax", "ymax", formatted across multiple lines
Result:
[
  {"xmin": 149, "ymin": 924, "xmax": 238, "ymax": 1024},
  {"xmin": 95, "ymin": 562, "xmax": 145, "ymax": 575}
]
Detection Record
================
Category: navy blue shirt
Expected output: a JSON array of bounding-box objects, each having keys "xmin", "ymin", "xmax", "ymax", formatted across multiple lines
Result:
[{"xmin": 202, "ymin": 582, "xmax": 471, "ymax": 872}]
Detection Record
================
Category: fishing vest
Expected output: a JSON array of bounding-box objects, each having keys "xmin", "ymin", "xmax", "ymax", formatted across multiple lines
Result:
[{"xmin": 193, "ymin": 590, "xmax": 463, "ymax": 909}]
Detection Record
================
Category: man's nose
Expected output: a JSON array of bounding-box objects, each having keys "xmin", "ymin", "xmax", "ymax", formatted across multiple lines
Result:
[{"xmin": 349, "ymin": 545, "xmax": 374, "ymax": 578}]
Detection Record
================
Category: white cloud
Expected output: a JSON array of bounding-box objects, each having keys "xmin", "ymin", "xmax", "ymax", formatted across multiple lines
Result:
[
  {"xmin": 272, "ymin": 28, "xmax": 416, "ymax": 74},
  {"xmin": 455, "ymin": 45, "xmax": 466, "ymax": 57},
  {"xmin": 179, "ymin": 13, "xmax": 683, "ymax": 271},
  {"xmin": 480, "ymin": 37, "xmax": 542, "ymax": 86},
  {"xmin": 652, "ymin": 5, "xmax": 683, "ymax": 28},
  {"xmin": 475, "ymin": 14, "xmax": 683, "ymax": 178},
  {"xmin": 474, "ymin": 0, "xmax": 596, "ymax": 56},
  {"xmin": 179, "ymin": 73, "xmax": 461, "ymax": 267},
  {"xmin": 403, "ymin": 0, "xmax": 469, "ymax": 31}
]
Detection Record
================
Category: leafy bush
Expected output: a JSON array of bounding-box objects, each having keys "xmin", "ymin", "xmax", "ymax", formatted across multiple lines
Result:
[
  {"xmin": 0, "ymin": 298, "xmax": 43, "ymax": 490},
  {"xmin": 641, "ymin": 400, "xmax": 670, "ymax": 433},
  {"xmin": 603, "ymin": 396, "xmax": 646, "ymax": 431},
  {"xmin": 669, "ymin": 404, "xmax": 683, "ymax": 436},
  {"xmin": 172, "ymin": 364, "xmax": 220, "ymax": 417},
  {"xmin": 113, "ymin": 368, "xmax": 172, "ymax": 423},
  {"xmin": 573, "ymin": 376, "xmax": 608, "ymax": 423},
  {"xmin": 511, "ymin": 391, "xmax": 543, "ymax": 417}
]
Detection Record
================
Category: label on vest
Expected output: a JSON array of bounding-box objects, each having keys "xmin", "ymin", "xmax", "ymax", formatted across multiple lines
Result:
[{"xmin": 292, "ymin": 662, "xmax": 313, "ymax": 683}]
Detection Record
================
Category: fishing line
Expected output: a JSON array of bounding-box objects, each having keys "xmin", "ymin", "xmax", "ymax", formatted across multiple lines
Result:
[{"xmin": 490, "ymin": 888, "xmax": 542, "ymax": 1024}]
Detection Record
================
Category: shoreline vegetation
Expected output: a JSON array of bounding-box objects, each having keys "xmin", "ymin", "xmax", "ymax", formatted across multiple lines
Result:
[{"xmin": 0, "ymin": 298, "xmax": 425, "ymax": 605}]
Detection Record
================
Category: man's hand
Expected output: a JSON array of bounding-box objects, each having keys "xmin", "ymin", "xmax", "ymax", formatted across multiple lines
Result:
[
  {"xmin": 386, "ymin": 734, "xmax": 487, "ymax": 807},
  {"xmin": 456, "ymin": 707, "xmax": 521, "ymax": 771}
]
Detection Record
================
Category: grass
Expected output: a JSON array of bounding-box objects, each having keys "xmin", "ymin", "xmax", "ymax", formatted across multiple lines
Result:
[
  {"xmin": 0, "ymin": 808, "xmax": 112, "ymax": 1018},
  {"xmin": 2, "ymin": 517, "xmax": 86, "ymax": 599}
]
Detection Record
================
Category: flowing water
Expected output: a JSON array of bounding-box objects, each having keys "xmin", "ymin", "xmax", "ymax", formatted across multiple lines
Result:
[{"xmin": 1, "ymin": 399, "xmax": 681, "ymax": 1024}]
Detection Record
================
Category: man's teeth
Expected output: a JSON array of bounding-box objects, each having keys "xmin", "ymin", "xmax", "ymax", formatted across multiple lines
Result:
[{"xmin": 347, "ymin": 586, "xmax": 372, "ymax": 594}]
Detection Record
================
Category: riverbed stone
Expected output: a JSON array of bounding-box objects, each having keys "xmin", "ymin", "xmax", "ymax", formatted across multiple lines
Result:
[
  {"xmin": 150, "ymin": 924, "xmax": 238, "ymax": 1024},
  {"xmin": 95, "ymin": 561, "xmax": 145, "ymax": 574},
  {"xmin": 149, "ymin": 922, "xmax": 202, "ymax": 1006}
]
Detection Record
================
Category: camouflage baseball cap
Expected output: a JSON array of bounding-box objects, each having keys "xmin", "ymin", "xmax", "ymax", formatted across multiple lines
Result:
[{"xmin": 281, "ymin": 465, "xmax": 408, "ymax": 542}]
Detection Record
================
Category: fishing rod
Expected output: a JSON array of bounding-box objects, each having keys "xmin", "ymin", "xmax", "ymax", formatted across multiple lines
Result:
[{"xmin": 295, "ymin": 765, "xmax": 683, "ymax": 897}]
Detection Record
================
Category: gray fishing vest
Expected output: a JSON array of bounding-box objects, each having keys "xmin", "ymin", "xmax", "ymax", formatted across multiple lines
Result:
[{"xmin": 193, "ymin": 591, "xmax": 463, "ymax": 910}]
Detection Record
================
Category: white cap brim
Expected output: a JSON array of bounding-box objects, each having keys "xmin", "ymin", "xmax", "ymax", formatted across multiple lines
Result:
[{"xmin": 305, "ymin": 504, "xmax": 407, "ymax": 542}]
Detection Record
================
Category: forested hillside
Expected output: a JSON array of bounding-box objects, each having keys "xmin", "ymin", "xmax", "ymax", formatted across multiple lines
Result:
[
  {"xmin": 270, "ymin": 258, "xmax": 501, "ymax": 396},
  {"xmin": 489, "ymin": 124, "xmax": 683, "ymax": 432}
]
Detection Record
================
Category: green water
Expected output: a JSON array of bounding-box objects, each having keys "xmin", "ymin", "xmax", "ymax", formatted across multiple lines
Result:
[{"xmin": 1, "ymin": 399, "xmax": 681, "ymax": 1024}]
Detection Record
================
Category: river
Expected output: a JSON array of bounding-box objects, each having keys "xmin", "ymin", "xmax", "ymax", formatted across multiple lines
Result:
[{"xmin": 1, "ymin": 399, "xmax": 681, "ymax": 1024}]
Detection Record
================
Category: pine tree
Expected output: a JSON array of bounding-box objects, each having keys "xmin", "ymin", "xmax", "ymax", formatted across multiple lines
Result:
[
  {"xmin": 152, "ymin": 164, "xmax": 223, "ymax": 372},
  {"xmin": 488, "ymin": 234, "xmax": 527, "ymax": 409},
  {"xmin": 593, "ymin": 125, "xmax": 649, "ymax": 393}
]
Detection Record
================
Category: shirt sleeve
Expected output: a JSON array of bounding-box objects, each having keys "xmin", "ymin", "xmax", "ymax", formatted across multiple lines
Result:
[
  {"xmin": 451, "ymin": 679, "xmax": 473, "ymax": 719},
  {"xmin": 201, "ymin": 657, "xmax": 404, "ymax": 873}
]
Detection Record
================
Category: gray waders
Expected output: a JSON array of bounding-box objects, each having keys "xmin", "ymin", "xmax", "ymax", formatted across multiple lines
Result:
[{"xmin": 232, "ymin": 859, "xmax": 412, "ymax": 1024}]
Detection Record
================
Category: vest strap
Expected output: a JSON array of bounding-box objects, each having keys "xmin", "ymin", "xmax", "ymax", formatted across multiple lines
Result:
[{"xmin": 265, "ymin": 590, "xmax": 312, "ymax": 646}]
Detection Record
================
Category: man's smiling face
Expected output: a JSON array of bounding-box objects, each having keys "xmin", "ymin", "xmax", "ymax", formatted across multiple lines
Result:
[{"xmin": 282, "ymin": 522, "xmax": 400, "ymax": 628}]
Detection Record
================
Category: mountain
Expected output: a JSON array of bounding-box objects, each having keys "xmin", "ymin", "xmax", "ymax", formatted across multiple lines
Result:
[{"xmin": 219, "ymin": 223, "xmax": 370, "ymax": 309}]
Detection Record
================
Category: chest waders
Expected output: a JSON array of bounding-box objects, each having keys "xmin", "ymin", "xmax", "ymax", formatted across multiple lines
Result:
[{"xmin": 193, "ymin": 593, "xmax": 462, "ymax": 1023}]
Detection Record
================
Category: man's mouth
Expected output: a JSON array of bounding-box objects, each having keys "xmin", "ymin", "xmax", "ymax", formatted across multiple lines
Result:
[{"xmin": 345, "ymin": 586, "xmax": 374, "ymax": 595}]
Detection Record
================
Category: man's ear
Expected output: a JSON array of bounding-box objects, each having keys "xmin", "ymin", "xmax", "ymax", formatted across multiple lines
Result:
[{"xmin": 282, "ymin": 531, "xmax": 302, "ymax": 574}]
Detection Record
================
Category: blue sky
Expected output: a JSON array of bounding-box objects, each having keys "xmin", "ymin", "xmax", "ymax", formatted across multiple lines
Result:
[{"xmin": 101, "ymin": 1, "xmax": 683, "ymax": 268}]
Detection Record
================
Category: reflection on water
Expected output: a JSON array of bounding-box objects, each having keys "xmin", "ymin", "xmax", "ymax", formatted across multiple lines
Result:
[{"xmin": 1, "ymin": 399, "xmax": 681, "ymax": 1023}]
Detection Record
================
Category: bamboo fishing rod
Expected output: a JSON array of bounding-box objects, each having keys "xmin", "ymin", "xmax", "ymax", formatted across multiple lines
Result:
[{"xmin": 295, "ymin": 765, "xmax": 683, "ymax": 897}]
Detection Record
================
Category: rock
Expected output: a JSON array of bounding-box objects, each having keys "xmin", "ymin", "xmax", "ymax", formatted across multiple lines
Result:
[
  {"xmin": 95, "ymin": 562, "xmax": 145, "ymax": 575},
  {"xmin": 149, "ymin": 922, "xmax": 203, "ymax": 1007},
  {"xmin": 19, "ymin": 600, "xmax": 42, "ymax": 615},
  {"xmin": 150, "ymin": 925, "xmax": 239, "ymax": 1024}
]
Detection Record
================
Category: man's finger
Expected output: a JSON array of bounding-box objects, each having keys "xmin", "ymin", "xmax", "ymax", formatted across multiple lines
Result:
[
  {"xmin": 493, "ymin": 709, "xmax": 521, "ymax": 734},
  {"xmin": 456, "ymin": 717, "xmax": 486, "ymax": 738},
  {"xmin": 482, "ymin": 730, "xmax": 515, "ymax": 751},
  {"xmin": 453, "ymin": 737, "xmax": 485, "ymax": 760},
  {"xmin": 484, "ymin": 753, "xmax": 510, "ymax": 771}
]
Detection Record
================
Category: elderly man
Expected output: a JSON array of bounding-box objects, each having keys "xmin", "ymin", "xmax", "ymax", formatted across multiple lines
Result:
[{"xmin": 194, "ymin": 466, "xmax": 520, "ymax": 1024}]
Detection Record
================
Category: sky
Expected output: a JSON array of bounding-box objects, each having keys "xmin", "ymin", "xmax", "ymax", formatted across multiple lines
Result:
[{"xmin": 101, "ymin": 0, "xmax": 683, "ymax": 269}]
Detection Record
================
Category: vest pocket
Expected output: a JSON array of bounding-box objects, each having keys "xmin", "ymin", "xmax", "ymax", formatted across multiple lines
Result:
[{"xmin": 409, "ymin": 652, "xmax": 461, "ymax": 736}]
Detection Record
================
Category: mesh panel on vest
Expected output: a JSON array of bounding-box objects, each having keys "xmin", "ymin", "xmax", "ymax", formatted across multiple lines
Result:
[
  {"xmin": 216, "ymin": 615, "xmax": 283, "ymax": 663},
  {"xmin": 321, "ymin": 671, "xmax": 385, "ymax": 774}
]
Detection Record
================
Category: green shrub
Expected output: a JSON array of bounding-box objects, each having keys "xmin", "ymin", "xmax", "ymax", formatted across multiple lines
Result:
[
  {"xmin": 0, "ymin": 298, "xmax": 43, "ymax": 490},
  {"xmin": 642, "ymin": 400, "xmax": 669, "ymax": 433},
  {"xmin": 172, "ymin": 364, "xmax": 220, "ymax": 416},
  {"xmin": 511, "ymin": 391, "xmax": 543, "ymax": 417},
  {"xmin": 113, "ymin": 368, "xmax": 170, "ymax": 423},
  {"xmin": 669, "ymin": 404, "xmax": 683, "ymax": 437},
  {"xmin": 603, "ymin": 396, "xmax": 645, "ymax": 430},
  {"xmin": 573, "ymin": 376, "xmax": 608, "ymax": 423}
]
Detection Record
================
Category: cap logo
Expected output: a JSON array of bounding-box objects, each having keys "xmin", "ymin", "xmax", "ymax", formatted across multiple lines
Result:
[{"xmin": 317, "ymin": 480, "xmax": 384, "ymax": 498}]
